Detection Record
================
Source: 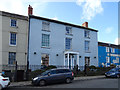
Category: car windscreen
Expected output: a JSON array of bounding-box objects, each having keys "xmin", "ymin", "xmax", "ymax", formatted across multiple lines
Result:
[{"xmin": 41, "ymin": 70, "xmax": 51, "ymax": 76}]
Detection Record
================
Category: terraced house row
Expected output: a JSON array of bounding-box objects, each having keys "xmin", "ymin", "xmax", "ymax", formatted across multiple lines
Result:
[{"xmin": 0, "ymin": 5, "xmax": 120, "ymax": 73}]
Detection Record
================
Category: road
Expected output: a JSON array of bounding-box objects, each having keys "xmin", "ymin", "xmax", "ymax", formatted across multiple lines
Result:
[{"xmin": 6, "ymin": 78, "xmax": 119, "ymax": 89}]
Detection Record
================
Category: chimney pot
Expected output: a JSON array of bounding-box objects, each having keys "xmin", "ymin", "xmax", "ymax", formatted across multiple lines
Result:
[
  {"xmin": 82, "ymin": 22, "xmax": 88, "ymax": 28},
  {"xmin": 28, "ymin": 5, "xmax": 33, "ymax": 15}
]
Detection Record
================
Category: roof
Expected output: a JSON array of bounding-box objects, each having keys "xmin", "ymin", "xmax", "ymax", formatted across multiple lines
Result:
[
  {"xmin": 29, "ymin": 15, "xmax": 98, "ymax": 32},
  {"xmin": 98, "ymin": 42, "xmax": 119, "ymax": 49},
  {"xmin": 0, "ymin": 11, "xmax": 28, "ymax": 21}
]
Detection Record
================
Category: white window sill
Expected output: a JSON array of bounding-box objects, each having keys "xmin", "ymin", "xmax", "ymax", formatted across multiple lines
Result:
[
  {"xmin": 9, "ymin": 45, "xmax": 17, "ymax": 47},
  {"xmin": 66, "ymin": 33, "xmax": 73, "ymax": 36},
  {"xmin": 10, "ymin": 26, "xmax": 18, "ymax": 28},
  {"xmin": 85, "ymin": 51, "xmax": 91, "ymax": 53},
  {"xmin": 41, "ymin": 46, "xmax": 50, "ymax": 49},
  {"xmin": 42, "ymin": 29, "xmax": 50, "ymax": 32},
  {"xmin": 85, "ymin": 37, "xmax": 90, "ymax": 39}
]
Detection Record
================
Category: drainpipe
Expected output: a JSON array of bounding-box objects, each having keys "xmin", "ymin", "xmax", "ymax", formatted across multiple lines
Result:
[{"xmin": 109, "ymin": 44, "xmax": 111, "ymax": 66}]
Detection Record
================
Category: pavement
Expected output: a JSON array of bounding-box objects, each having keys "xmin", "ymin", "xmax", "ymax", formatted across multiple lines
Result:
[{"xmin": 9, "ymin": 75, "xmax": 105, "ymax": 87}]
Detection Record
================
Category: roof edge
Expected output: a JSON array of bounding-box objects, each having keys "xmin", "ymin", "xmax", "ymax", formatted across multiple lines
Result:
[{"xmin": 29, "ymin": 15, "xmax": 98, "ymax": 32}]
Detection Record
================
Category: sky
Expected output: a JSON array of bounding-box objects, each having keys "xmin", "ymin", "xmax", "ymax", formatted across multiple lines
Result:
[{"xmin": 0, "ymin": 0, "xmax": 119, "ymax": 45}]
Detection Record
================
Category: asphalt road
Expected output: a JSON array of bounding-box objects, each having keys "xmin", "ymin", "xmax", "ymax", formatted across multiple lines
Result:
[{"xmin": 6, "ymin": 78, "xmax": 119, "ymax": 89}]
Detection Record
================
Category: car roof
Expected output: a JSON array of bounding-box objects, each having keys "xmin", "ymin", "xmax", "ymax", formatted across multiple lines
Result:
[{"xmin": 50, "ymin": 68, "xmax": 71, "ymax": 71}]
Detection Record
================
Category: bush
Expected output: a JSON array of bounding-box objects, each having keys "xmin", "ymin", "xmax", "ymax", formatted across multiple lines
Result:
[
  {"xmin": 28, "ymin": 65, "xmax": 57, "ymax": 80},
  {"xmin": 73, "ymin": 65, "xmax": 115, "ymax": 77}
]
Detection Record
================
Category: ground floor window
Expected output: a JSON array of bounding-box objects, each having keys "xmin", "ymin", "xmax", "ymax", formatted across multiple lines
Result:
[
  {"xmin": 85, "ymin": 57, "xmax": 90, "ymax": 66},
  {"xmin": 41, "ymin": 54, "xmax": 49, "ymax": 66},
  {"xmin": 8, "ymin": 52, "xmax": 16, "ymax": 65}
]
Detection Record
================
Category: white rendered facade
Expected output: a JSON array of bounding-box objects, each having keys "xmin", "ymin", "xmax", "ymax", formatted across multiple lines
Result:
[{"xmin": 28, "ymin": 15, "xmax": 98, "ymax": 70}]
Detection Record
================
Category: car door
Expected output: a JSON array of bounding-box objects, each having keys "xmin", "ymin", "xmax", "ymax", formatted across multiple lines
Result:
[
  {"xmin": 45, "ymin": 70, "xmax": 58, "ymax": 84},
  {"xmin": 55, "ymin": 69, "xmax": 66, "ymax": 82}
]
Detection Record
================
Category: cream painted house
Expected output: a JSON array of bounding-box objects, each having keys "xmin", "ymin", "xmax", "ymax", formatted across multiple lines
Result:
[{"xmin": 0, "ymin": 11, "xmax": 28, "ymax": 72}]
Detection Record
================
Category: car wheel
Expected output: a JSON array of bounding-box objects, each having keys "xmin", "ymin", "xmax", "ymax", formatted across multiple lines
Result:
[
  {"xmin": 117, "ymin": 75, "xmax": 120, "ymax": 78},
  {"xmin": 66, "ymin": 78, "xmax": 72, "ymax": 84},
  {"xmin": 0, "ymin": 84, "xmax": 2, "ymax": 90},
  {"xmin": 39, "ymin": 80, "xmax": 46, "ymax": 86}
]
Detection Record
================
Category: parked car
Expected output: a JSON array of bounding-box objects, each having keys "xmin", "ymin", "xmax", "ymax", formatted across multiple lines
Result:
[
  {"xmin": 0, "ymin": 73, "xmax": 10, "ymax": 89},
  {"xmin": 105, "ymin": 67, "xmax": 120, "ymax": 78},
  {"xmin": 32, "ymin": 69, "xmax": 74, "ymax": 86}
]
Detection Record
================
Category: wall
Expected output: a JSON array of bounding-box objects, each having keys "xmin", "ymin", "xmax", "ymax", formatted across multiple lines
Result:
[
  {"xmin": 98, "ymin": 45, "xmax": 120, "ymax": 67},
  {"xmin": 29, "ymin": 17, "xmax": 98, "ymax": 68},
  {"xmin": 1, "ymin": 15, "xmax": 28, "ymax": 66}
]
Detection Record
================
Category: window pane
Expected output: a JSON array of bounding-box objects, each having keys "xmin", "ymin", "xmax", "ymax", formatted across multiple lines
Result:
[
  {"xmin": 85, "ymin": 57, "xmax": 90, "ymax": 66},
  {"xmin": 66, "ymin": 27, "xmax": 72, "ymax": 34},
  {"xmin": 8, "ymin": 52, "xmax": 16, "ymax": 64},
  {"xmin": 10, "ymin": 33, "xmax": 16, "ymax": 45},
  {"xmin": 65, "ymin": 38, "xmax": 72, "ymax": 50},
  {"xmin": 42, "ymin": 21, "xmax": 50, "ymax": 31},
  {"xmin": 85, "ymin": 41, "xmax": 90, "ymax": 52},
  {"xmin": 11, "ymin": 19, "xmax": 17, "ymax": 27},
  {"xmin": 85, "ymin": 30, "xmax": 90, "ymax": 38},
  {"xmin": 42, "ymin": 34, "xmax": 50, "ymax": 47},
  {"xmin": 41, "ymin": 54, "xmax": 49, "ymax": 66}
]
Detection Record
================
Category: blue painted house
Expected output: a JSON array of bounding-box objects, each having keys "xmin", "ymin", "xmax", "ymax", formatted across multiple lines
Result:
[{"xmin": 98, "ymin": 42, "xmax": 120, "ymax": 67}]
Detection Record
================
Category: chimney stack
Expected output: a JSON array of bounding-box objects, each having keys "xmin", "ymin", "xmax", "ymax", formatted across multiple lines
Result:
[
  {"xmin": 28, "ymin": 5, "xmax": 33, "ymax": 15},
  {"xmin": 82, "ymin": 22, "xmax": 88, "ymax": 28}
]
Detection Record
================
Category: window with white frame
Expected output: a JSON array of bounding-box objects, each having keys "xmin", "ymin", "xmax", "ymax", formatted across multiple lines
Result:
[
  {"xmin": 65, "ymin": 38, "xmax": 72, "ymax": 50},
  {"xmin": 85, "ymin": 41, "xmax": 90, "ymax": 52},
  {"xmin": 41, "ymin": 54, "xmax": 49, "ymax": 66},
  {"xmin": 106, "ymin": 57, "xmax": 110, "ymax": 63},
  {"xmin": 10, "ymin": 32, "xmax": 17, "ymax": 45},
  {"xmin": 84, "ymin": 30, "xmax": 90, "ymax": 38},
  {"xmin": 85, "ymin": 57, "xmax": 90, "ymax": 66},
  {"xmin": 42, "ymin": 34, "xmax": 50, "ymax": 47},
  {"xmin": 106, "ymin": 47, "xmax": 109, "ymax": 52},
  {"xmin": 42, "ymin": 21, "xmax": 50, "ymax": 31},
  {"xmin": 8, "ymin": 52, "xmax": 16, "ymax": 65},
  {"xmin": 11, "ymin": 19, "xmax": 17, "ymax": 27},
  {"xmin": 66, "ymin": 26, "xmax": 72, "ymax": 35},
  {"xmin": 111, "ymin": 48, "xmax": 115, "ymax": 53}
]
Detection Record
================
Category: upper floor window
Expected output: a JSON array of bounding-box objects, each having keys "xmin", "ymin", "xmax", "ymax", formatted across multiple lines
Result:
[
  {"xmin": 66, "ymin": 27, "xmax": 72, "ymax": 35},
  {"xmin": 85, "ymin": 41, "xmax": 90, "ymax": 52},
  {"xmin": 42, "ymin": 21, "xmax": 50, "ymax": 31},
  {"xmin": 85, "ymin": 30, "xmax": 90, "ymax": 38},
  {"xmin": 42, "ymin": 34, "xmax": 50, "ymax": 47},
  {"xmin": 111, "ymin": 48, "xmax": 115, "ymax": 53},
  {"xmin": 65, "ymin": 38, "xmax": 72, "ymax": 50},
  {"xmin": 10, "ymin": 32, "xmax": 17, "ymax": 46},
  {"xmin": 106, "ymin": 47, "xmax": 109, "ymax": 52},
  {"xmin": 11, "ymin": 19, "xmax": 17, "ymax": 27},
  {"xmin": 8, "ymin": 52, "xmax": 16, "ymax": 65}
]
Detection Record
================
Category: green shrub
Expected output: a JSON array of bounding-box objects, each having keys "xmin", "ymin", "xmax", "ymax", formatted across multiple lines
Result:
[
  {"xmin": 89, "ymin": 65, "xmax": 96, "ymax": 69},
  {"xmin": 28, "ymin": 65, "xmax": 57, "ymax": 80}
]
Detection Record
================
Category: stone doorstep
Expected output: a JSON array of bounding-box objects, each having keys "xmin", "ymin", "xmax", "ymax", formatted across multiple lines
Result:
[{"xmin": 9, "ymin": 75, "xmax": 105, "ymax": 87}]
